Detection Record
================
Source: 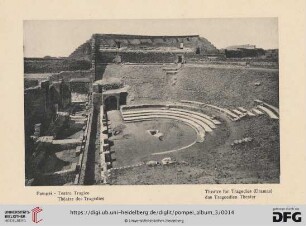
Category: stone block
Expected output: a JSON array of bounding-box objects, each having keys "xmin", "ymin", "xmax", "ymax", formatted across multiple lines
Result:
[
  {"xmin": 106, "ymin": 162, "xmax": 112, "ymax": 169},
  {"xmin": 75, "ymin": 146, "xmax": 82, "ymax": 156},
  {"xmin": 92, "ymin": 83, "xmax": 99, "ymax": 93},
  {"xmin": 103, "ymin": 143, "xmax": 109, "ymax": 151}
]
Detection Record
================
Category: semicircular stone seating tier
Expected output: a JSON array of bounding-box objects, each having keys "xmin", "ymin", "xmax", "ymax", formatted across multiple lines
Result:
[
  {"xmin": 120, "ymin": 103, "xmax": 222, "ymax": 144},
  {"xmin": 124, "ymin": 114, "xmax": 206, "ymax": 143},
  {"xmin": 180, "ymin": 100, "xmax": 279, "ymax": 121}
]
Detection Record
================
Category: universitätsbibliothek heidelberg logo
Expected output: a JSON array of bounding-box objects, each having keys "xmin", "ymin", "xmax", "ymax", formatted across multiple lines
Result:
[
  {"xmin": 31, "ymin": 207, "xmax": 43, "ymax": 223},
  {"xmin": 3, "ymin": 206, "xmax": 43, "ymax": 223}
]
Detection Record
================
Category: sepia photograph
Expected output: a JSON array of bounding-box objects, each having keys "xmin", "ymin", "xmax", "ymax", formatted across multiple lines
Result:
[
  {"xmin": 2, "ymin": 0, "xmax": 306, "ymax": 224},
  {"xmin": 24, "ymin": 19, "xmax": 280, "ymax": 186}
]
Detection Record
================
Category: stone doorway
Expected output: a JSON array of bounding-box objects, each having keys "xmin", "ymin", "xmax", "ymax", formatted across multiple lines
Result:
[
  {"xmin": 177, "ymin": 55, "xmax": 184, "ymax": 63},
  {"xmin": 104, "ymin": 96, "xmax": 118, "ymax": 111}
]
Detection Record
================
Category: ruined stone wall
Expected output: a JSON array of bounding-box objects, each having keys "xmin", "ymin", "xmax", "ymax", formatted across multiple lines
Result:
[
  {"xmin": 79, "ymin": 94, "xmax": 98, "ymax": 185},
  {"xmin": 93, "ymin": 34, "xmax": 218, "ymax": 53},
  {"xmin": 96, "ymin": 52, "xmax": 118, "ymax": 64},
  {"xmin": 24, "ymin": 58, "xmax": 91, "ymax": 73},
  {"xmin": 24, "ymin": 81, "xmax": 71, "ymax": 142},
  {"xmin": 24, "ymin": 81, "xmax": 52, "ymax": 166},
  {"xmin": 24, "ymin": 80, "xmax": 73, "ymax": 180},
  {"xmin": 96, "ymin": 52, "xmax": 178, "ymax": 64},
  {"xmin": 92, "ymin": 34, "xmax": 220, "ymax": 64},
  {"xmin": 24, "ymin": 81, "xmax": 51, "ymax": 130},
  {"xmin": 70, "ymin": 82, "xmax": 90, "ymax": 94},
  {"xmin": 49, "ymin": 69, "xmax": 95, "ymax": 83},
  {"xmin": 24, "ymin": 79, "xmax": 39, "ymax": 89},
  {"xmin": 120, "ymin": 52, "xmax": 177, "ymax": 63},
  {"xmin": 50, "ymin": 82, "xmax": 71, "ymax": 109}
]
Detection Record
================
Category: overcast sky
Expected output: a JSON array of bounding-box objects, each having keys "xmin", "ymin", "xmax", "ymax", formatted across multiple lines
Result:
[{"xmin": 24, "ymin": 18, "xmax": 278, "ymax": 58}]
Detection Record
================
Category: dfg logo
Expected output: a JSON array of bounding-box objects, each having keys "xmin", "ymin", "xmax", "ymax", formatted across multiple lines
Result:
[{"xmin": 273, "ymin": 211, "xmax": 302, "ymax": 223}]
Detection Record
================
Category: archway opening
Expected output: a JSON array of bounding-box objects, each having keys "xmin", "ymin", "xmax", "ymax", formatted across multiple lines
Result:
[
  {"xmin": 104, "ymin": 96, "xmax": 118, "ymax": 111},
  {"xmin": 177, "ymin": 55, "xmax": 184, "ymax": 63},
  {"xmin": 196, "ymin": 47, "xmax": 201, "ymax": 54}
]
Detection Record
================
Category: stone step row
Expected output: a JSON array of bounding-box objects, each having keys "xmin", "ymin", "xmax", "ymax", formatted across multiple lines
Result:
[
  {"xmin": 123, "ymin": 109, "xmax": 216, "ymax": 129},
  {"xmin": 257, "ymin": 105, "xmax": 279, "ymax": 119},
  {"xmin": 123, "ymin": 111, "xmax": 213, "ymax": 132},
  {"xmin": 121, "ymin": 104, "xmax": 220, "ymax": 125},
  {"xmin": 182, "ymin": 100, "xmax": 279, "ymax": 121},
  {"xmin": 124, "ymin": 114, "xmax": 206, "ymax": 143}
]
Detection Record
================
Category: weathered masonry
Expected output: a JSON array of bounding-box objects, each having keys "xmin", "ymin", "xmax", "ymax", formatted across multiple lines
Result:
[{"xmin": 69, "ymin": 34, "xmax": 224, "ymax": 80}]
